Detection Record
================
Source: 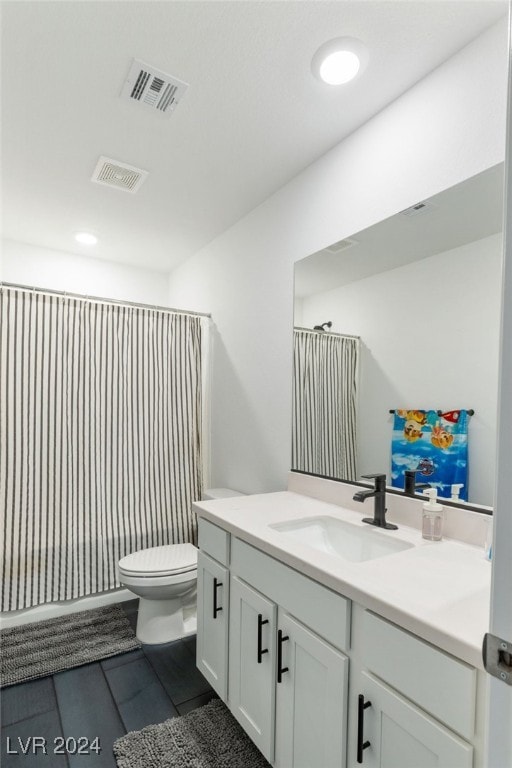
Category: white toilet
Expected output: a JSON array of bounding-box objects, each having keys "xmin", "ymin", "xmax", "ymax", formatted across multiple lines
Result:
[{"xmin": 118, "ymin": 488, "xmax": 243, "ymax": 644}]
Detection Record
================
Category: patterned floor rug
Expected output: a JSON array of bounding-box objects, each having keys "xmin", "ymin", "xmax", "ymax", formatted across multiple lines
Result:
[
  {"xmin": 113, "ymin": 698, "xmax": 271, "ymax": 768},
  {"xmin": 1, "ymin": 603, "xmax": 140, "ymax": 687}
]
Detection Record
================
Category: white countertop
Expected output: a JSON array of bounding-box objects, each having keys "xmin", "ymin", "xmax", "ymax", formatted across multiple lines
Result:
[{"xmin": 193, "ymin": 490, "xmax": 491, "ymax": 669}]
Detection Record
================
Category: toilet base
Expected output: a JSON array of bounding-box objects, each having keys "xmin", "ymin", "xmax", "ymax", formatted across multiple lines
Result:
[{"xmin": 136, "ymin": 596, "xmax": 196, "ymax": 644}]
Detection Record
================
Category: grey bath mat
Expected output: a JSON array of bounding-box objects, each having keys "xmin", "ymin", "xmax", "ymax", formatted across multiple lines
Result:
[
  {"xmin": 1, "ymin": 604, "xmax": 140, "ymax": 687},
  {"xmin": 113, "ymin": 699, "xmax": 270, "ymax": 768}
]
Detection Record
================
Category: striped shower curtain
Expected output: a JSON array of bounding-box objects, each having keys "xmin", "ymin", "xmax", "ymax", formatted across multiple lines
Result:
[
  {"xmin": 0, "ymin": 287, "xmax": 203, "ymax": 611},
  {"xmin": 292, "ymin": 329, "xmax": 359, "ymax": 481}
]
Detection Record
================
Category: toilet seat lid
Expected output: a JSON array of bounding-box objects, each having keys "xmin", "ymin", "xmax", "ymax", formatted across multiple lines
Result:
[{"xmin": 119, "ymin": 543, "xmax": 197, "ymax": 577}]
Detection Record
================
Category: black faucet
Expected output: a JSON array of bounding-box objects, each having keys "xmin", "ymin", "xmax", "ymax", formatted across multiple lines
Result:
[
  {"xmin": 404, "ymin": 469, "xmax": 430, "ymax": 496},
  {"xmin": 353, "ymin": 473, "xmax": 398, "ymax": 530}
]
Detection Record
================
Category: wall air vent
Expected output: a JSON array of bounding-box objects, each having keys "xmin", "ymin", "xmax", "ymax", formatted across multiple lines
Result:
[
  {"xmin": 120, "ymin": 59, "xmax": 189, "ymax": 117},
  {"xmin": 401, "ymin": 200, "xmax": 437, "ymax": 217},
  {"xmin": 325, "ymin": 238, "xmax": 358, "ymax": 253},
  {"xmin": 91, "ymin": 156, "xmax": 149, "ymax": 194}
]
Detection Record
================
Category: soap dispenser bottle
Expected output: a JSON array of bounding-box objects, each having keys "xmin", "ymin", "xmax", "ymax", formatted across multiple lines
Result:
[{"xmin": 422, "ymin": 488, "xmax": 443, "ymax": 541}]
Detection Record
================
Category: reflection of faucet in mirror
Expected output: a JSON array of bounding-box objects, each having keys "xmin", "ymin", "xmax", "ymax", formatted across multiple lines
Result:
[
  {"xmin": 353, "ymin": 473, "xmax": 398, "ymax": 530},
  {"xmin": 313, "ymin": 321, "xmax": 332, "ymax": 331},
  {"xmin": 404, "ymin": 469, "xmax": 430, "ymax": 496}
]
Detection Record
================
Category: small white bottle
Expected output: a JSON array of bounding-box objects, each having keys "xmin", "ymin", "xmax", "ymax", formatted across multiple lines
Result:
[
  {"xmin": 450, "ymin": 483, "xmax": 464, "ymax": 501},
  {"xmin": 422, "ymin": 488, "xmax": 444, "ymax": 541}
]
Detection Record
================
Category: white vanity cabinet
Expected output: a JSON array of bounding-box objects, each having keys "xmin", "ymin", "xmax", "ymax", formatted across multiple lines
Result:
[
  {"xmin": 195, "ymin": 513, "xmax": 486, "ymax": 768},
  {"xmin": 196, "ymin": 519, "xmax": 230, "ymax": 699},
  {"xmin": 229, "ymin": 537, "xmax": 350, "ymax": 768},
  {"xmin": 347, "ymin": 607, "xmax": 478, "ymax": 768}
]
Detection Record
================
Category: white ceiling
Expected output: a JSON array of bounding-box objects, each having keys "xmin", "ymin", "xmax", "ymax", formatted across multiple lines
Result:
[
  {"xmin": 294, "ymin": 163, "xmax": 504, "ymax": 298},
  {"xmin": 1, "ymin": 1, "xmax": 507, "ymax": 273}
]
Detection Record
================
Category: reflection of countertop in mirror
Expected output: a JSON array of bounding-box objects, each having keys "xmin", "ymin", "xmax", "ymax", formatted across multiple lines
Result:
[{"xmin": 193, "ymin": 481, "xmax": 491, "ymax": 669}]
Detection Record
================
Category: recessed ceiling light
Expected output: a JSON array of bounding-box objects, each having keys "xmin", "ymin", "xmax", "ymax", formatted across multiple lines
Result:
[
  {"xmin": 312, "ymin": 37, "xmax": 368, "ymax": 85},
  {"xmin": 75, "ymin": 232, "xmax": 98, "ymax": 246}
]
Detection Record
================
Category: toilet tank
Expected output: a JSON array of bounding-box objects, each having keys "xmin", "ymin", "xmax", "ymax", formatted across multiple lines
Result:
[{"xmin": 202, "ymin": 488, "xmax": 245, "ymax": 500}]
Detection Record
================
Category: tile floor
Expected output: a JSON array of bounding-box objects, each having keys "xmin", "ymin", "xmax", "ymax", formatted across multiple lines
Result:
[{"xmin": 1, "ymin": 600, "xmax": 217, "ymax": 767}]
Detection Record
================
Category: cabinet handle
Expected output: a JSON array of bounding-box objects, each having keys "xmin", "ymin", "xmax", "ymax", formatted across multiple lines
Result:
[
  {"xmin": 257, "ymin": 614, "xmax": 269, "ymax": 663},
  {"xmin": 357, "ymin": 694, "xmax": 371, "ymax": 764},
  {"xmin": 277, "ymin": 629, "xmax": 289, "ymax": 683},
  {"xmin": 213, "ymin": 578, "xmax": 223, "ymax": 619}
]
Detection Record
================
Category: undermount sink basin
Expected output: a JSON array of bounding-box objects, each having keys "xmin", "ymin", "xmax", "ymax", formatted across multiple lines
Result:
[{"xmin": 270, "ymin": 515, "xmax": 414, "ymax": 563}]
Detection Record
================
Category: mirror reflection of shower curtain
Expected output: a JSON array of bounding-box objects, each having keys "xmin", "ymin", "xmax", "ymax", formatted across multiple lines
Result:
[{"xmin": 292, "ymin": 329, "xmax": 359, "ymax": 480}]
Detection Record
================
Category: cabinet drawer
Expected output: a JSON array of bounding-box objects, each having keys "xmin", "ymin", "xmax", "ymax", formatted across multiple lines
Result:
[
  {"xmin": 198, "ymin": 518, "xmax": 230, "ymax": 565},
  {"xmin": 361, "ymin": 611, "xmax": 476, "ymax": 740},
  {"xmin": 231, "ymin": 537, "xmax": 350, "ymax": 652}
]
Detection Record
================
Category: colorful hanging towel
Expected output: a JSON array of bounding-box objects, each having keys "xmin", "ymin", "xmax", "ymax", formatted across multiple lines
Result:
[{"xmin": 391, "ymin": 409, "xmax": 470, "ymax": 501}]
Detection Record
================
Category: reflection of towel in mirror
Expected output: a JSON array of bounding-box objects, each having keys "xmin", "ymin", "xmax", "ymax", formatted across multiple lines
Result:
[{"xmin": 391, "ymin": 409, "xmax": 469, "ymax": 501}]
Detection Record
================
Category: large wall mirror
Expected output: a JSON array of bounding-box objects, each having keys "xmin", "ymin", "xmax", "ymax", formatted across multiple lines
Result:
[{"xmin": 292, "ymin": 164, "xmax": 504, "ymax": 509}]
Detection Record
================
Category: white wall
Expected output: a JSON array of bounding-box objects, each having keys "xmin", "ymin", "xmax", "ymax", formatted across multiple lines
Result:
[
  {"xmin": 1, "ymin": 239, "xmax": 169, "ymax": 306},
  {"xmin": 168, "ymin": 21, "xmax": 508, "ymax": 494},
  {"xmin": 298, "ymin": 233, "xmax": 502, "ymax": 506}
]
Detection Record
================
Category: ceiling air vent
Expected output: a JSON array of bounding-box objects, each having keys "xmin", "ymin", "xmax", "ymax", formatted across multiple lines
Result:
[
  {"xmin": 120, "ymin": 59, "xmax": 188, "ymax": 117},
  {"xmin": 325, "ymin": 238, "xmax": 358, "ymax": 253},
  {"xmin": 401, "ymin": 200, "xmax": 437, "ymax": 217},
  {"xmin": 91, "ymin": 156, "xmax": 149, "ymax": 194}
]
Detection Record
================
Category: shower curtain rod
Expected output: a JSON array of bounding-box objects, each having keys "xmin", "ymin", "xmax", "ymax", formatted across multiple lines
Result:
[
  {"xmin": 294, "ymin": 326, "xmax": 360, "ymax": 340},
  {"xmin": 388, "ymin": 408, "xmax": 475, "ymax": 416},
  {"xmin": 0, "ymin": 281, "xmax": 211, "ymax": 319}
]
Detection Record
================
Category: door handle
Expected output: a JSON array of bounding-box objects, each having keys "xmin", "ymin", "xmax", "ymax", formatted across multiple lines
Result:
[
  {"xmin": 277, "ymin": 628, "xmax": 289, "ymax": 683},
  {"xmin": 357, "ymin": 694, "xmax": 371, "ymax": 763},
  {"xmin": 257, "ymin": 613, "xmax": 269, "ymax": 663},
  {"xmin": 213, "ymin": 577, "xmax": 223, "ymax": 619}
]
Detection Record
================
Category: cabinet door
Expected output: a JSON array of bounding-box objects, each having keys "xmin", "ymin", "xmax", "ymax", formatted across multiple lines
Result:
[
  {"xmin": 229, "ymin": 575, "xmax": 277, "ymax": 763},
  {"xmin": 196, "ymin": 551, "xmax": 229, "ymax": 700},
  {"xmin": 354, "ymin": 673, "xmax": 473, "ymax": 768},
  {"xmin": 275, "ymin": 610, "xmax": 349, "ymax": 768}
]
